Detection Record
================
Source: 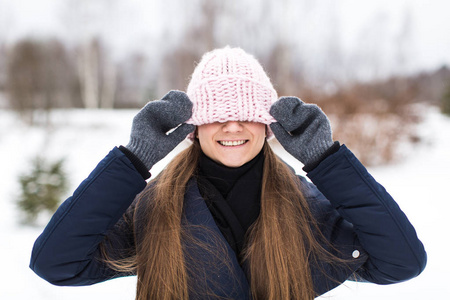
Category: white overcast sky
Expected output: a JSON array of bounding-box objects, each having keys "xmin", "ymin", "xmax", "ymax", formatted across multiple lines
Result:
[{"xmin": 1, "ymin": 0, "xmax": 449, "ymax": 73}]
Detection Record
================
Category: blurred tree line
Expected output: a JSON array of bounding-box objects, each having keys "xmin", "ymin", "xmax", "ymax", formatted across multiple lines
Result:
[
  {"xmin": 2, "ymin": 38, "xmax": 149, "ymax": 118},
  {"xmin": 1, "ymin": 0, "xmax": 450, "ymax": 165}
]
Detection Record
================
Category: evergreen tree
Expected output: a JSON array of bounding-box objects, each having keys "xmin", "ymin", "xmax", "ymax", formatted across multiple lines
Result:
[{"xmin": 17, "ymin": 157, "xmax": 69, "ymax": 224}]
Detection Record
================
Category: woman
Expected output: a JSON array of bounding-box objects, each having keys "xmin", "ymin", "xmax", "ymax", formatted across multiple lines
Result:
[{"xmin": 30, "ymin": 47, "xmax": 426, "ymax": 299}]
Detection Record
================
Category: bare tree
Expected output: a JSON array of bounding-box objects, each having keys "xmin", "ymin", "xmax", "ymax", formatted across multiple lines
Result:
[
  {"xmin": 115, "ymin": 53, "xmax": 152, "ymax": 108},
  {"xmin": 5, "ymin": 39, "xmax": 78, "ymax": 124},
  {"xmin": 0, "ymin": 1, "xmax": 13, "ymax": 106},
  {"xmin": 100, "ymin": 50, "xmax": 117, "ymax": 108},
  {"xmin": 62, "ymin": 0, "xmax": 118, "ymax": 108},
  {"xmin": 0, "ymin": 43, "xmax": 7, "ymax": 91},
  {"xmin": 6, "ymin": 40, "xmax": 45, "ymax": 123},
  {"xmin": 395, "ymin": 6, "xmax": 415, "ymax": 75},
  {"xmin": 77, "ymin": 38, "xmax": 100, "ymax": 109},
  {"xmin": 157, "ymin": 0, "xmax": 224, "ymax": 96}
]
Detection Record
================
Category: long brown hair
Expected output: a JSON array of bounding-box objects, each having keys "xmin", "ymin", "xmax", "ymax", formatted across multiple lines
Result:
[
  {"xmin": 243, "ymin": 142, "xmax": 321, "ymax": 299},
  {"xmin": 104, "ymin": 140, "xmax": 337, "ymax": 299}
]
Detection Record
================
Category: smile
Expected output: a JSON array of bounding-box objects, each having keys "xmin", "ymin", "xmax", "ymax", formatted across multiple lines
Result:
[{"xmin": 218, "ymin": 140, "xmax": 248, "ymax": 147}]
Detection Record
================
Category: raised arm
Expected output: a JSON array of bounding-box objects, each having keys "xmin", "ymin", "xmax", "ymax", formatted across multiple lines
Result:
[
  {"xmin": 30, "ymin": 91, "xmax": 195, "ymax": 286},
  {"xmin": 30, "ymin": 148, "xmax": 147, "ymax": 285},
  {"xmin": 270, "ymin": 96, "xmax": 426, "ymax": 284},
  {"xmin": 307, "ymin": 145, "xmax": 426, "ymax": 283}
]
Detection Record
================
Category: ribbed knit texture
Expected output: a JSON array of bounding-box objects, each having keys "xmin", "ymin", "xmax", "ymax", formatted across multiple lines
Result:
[{"xmin": 186, "ymin": 47, "xmax": 278, "ymax": 136}]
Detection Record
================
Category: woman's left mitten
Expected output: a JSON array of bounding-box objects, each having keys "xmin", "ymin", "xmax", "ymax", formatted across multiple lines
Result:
[{"xmin": 269, "ymin": 96, "xmax": 333, "ymax": 166}]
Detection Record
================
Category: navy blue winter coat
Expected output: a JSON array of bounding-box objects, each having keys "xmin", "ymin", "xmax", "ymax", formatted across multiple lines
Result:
[{"xmin": 30, "ymin": 145, "xmax": 426, "ymax": 298}]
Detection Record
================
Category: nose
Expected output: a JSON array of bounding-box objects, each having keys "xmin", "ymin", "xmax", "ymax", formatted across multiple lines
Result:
[{"xmin": 222, "ymin": 121, "xmax": 243, "ymax": 133}]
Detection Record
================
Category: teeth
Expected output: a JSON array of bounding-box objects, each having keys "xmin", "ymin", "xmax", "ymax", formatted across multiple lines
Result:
[{"xmin": 219, "ymin": 140, "xmax": 247, "ymax": 146}]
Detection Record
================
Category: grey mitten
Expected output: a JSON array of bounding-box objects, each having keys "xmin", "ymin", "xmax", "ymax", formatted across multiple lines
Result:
[
  {"xmin": 126, "ymin": 90, "xmax": 195, "ymax": 170},
  {"xmin": 269, "ymin": 97, "xmax": 334, "ymax": 167}
]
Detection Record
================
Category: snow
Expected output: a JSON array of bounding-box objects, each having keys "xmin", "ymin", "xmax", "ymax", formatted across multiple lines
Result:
[{"xmin": 0, "ymin": 107, "xmax": 449, "ymax": 299}]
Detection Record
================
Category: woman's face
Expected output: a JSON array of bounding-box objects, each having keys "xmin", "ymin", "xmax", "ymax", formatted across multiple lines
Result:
[{"xmin": 197, "ymin": 121, "xmax": 266, "ymax": 168}]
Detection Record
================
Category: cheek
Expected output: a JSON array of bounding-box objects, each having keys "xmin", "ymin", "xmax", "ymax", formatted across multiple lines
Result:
[
  {"xmin": 197, "ymin": 128, "xmax": 215, "ymax": 154},
  {"xmin": 251, "ymin": 125, "xmax": 267, "ymax": 142},
  {"xmin": 249, "ymin": 127, "xmax": 266, "ymax": 154},
  {"xmin": 196, "ymin": 127, "xmax": 210, "ymax": 143},
  {"xmin": 197, "ymin": 124, "xmax": 220, "ymax": 139},
  {"xmin": 254, "ymin": 135, "xmax": 266, "ymax": 151}
]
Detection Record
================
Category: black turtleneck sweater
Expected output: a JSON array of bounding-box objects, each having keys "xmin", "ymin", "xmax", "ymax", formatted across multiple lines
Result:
[{"xmin": 196, "ymin": 151, "xmax": 264, "ymax": 257}]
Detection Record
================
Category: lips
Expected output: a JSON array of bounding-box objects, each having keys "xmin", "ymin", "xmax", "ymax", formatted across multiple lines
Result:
[{"xmin": 217, "ymin": 140, "xmax": 248, "ymax": 147}]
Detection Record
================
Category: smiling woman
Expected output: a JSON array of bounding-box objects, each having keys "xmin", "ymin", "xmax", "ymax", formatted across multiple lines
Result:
[
  {"xmin": 30, "ymin": 47, "xmax": 426, "ymax": 300},
  {"xmin": 197, "ymin": 121, "xmax": 266, "ymax": 167}
]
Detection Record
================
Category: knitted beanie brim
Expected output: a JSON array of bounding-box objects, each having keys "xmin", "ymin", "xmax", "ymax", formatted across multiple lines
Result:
[{"xmin": 186, "ymin": 75, "xmax": 277, "ymax": 125}]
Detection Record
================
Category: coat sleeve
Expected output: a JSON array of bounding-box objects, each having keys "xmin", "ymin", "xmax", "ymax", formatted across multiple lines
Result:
[
  {"xmin": 306, "ymin": 145, "xmax": 427, "ymax": 284},
  {"xmin": 29, "ymin": 147, "xmax": 147, "ymax": 286}
]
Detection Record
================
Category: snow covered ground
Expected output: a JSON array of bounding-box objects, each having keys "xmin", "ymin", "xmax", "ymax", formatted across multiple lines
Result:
[{"xmin": 0, "ymin": 107, "xmax": 448, "ymax": 299}]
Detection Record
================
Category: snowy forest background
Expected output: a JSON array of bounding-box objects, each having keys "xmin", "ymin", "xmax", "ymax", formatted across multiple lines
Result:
[{"xmin": 1, "ymin": 0, "xmax": 450, "ymax": 299}]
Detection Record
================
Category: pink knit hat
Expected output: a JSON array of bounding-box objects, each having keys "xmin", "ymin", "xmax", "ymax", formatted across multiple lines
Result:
[{"xmin": 186, "ymin": 47, "xmax": 278, "ymax": 137}]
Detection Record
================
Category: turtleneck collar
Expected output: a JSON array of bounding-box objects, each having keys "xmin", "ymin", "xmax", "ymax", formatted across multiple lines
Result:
[
  {"xmin": 196, "ymin": 149, "xmax": 265, "ymax": 256},
  {"xmin": 198, "ymin": 149, "xmax": 264, "ymax": 199}
]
